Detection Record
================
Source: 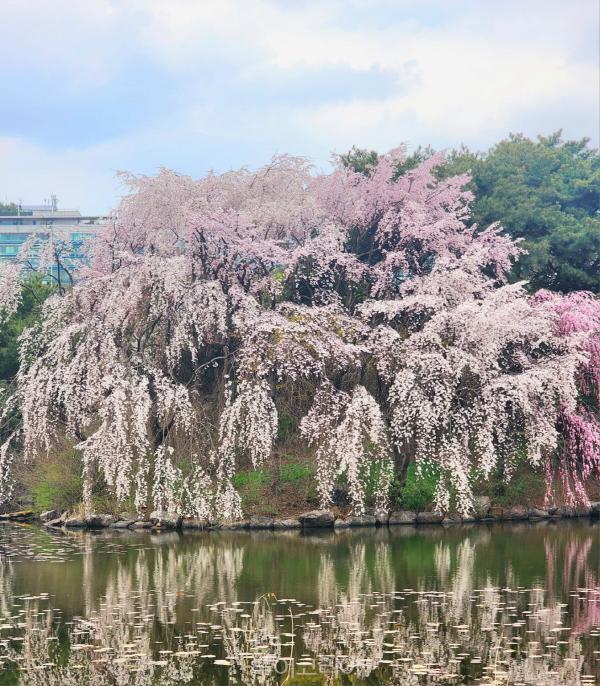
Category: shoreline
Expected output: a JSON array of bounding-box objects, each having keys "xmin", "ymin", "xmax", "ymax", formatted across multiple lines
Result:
[{"xmin": 2, "ymin": 502, "xmax": 600, "ymax": 533}]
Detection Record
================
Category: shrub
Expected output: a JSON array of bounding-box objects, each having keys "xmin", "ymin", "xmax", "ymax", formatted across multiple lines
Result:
[
  {"xmin": 25, "ymin": 450, "xmax": 83, "ymax": 513},
  {"xmin": 391, "ymin": 462, "xmax": 439, "ymax": 511},
  {"xmin": 488, "ymin": 471, "xmax": 545, "ymax": 507}
]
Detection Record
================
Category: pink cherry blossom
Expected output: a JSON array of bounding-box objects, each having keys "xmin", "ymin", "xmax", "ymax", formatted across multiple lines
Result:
[{"xmin": 0, "ymin": 149, "xmax": 597, "ymax": 518}]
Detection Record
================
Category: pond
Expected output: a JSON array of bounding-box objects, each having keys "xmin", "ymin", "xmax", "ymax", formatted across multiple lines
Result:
[{"xmin": 0, "ymin": 520, "xmax": 598, "ymax": 685}]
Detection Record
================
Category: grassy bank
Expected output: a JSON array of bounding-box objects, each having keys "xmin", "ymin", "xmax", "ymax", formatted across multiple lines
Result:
[{"xmin": 12, "ymin": 446, "xmax": 599, "ymax": 520}]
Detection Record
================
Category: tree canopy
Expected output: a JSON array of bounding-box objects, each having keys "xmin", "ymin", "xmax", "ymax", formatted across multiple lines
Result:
[
  {"xmin": 0, "ymin": 146, "xmax": 598, "ymax": 520},
  {"xmin": 343, "ymin": 132, "xmax": 600, "ymax": 293},
  {"xmin": 0, "ymin": 276, "xmax": 53, "ymax": 381},
  {"xmin": 450, "ymin": 132, "xmax": 599, "ymax": 293},
  {"xmin": 0, "ymin": 202, "xmax": 19, "ymax": 216}
]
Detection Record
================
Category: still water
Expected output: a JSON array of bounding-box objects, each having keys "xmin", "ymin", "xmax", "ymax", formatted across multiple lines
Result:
[{"xmin": 0, "ymin": 520, "xmax": 598, "ymax": 685}]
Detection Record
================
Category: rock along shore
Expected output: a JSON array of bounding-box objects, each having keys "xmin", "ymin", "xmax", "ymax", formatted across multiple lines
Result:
[{"xmin": 4, "ymin": 498, "xmax": 598, "ymax": 533}]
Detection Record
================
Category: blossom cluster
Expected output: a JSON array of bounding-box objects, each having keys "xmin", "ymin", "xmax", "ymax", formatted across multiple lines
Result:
[{"xmin": 1, "ymin": 148, "xmax": 598, "ymax": 517}]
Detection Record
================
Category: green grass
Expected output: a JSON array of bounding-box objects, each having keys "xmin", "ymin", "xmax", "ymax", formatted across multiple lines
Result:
[
  {"xmin": 279, "ymin": 462, "xmax": 313, "ymax": 484},
  {"xmin": 391, "ymin": 462, "xmax": 439, "ymax": 511},
  {"xmin": 232, "ymin": 470, "xmax": 269, "ymax": 489},
  {"xmin": 232, "ymin": 469, "xmax": 274, "ymax": 514},
  {"xmin": 27, "ymin": 450, "xmax": 83, "ymax": 513},
  {"xmin": 278, "ymin": 460, "xmax": 319, "ymax": 505}
]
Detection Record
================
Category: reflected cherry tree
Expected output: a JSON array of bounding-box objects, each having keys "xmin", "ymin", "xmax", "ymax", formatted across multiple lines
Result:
[{"xmin": 0, "ymin": 524, "xmax": 598, "ymax": 684}]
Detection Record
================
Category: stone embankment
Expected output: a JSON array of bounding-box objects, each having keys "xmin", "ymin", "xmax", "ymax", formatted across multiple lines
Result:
[{"xmin": 1, "ymin": 497, "xmax": 595, "ymax": 532}]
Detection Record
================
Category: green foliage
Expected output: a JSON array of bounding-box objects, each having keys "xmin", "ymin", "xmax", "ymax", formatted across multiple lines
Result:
[
  {"xmin": 339, "ymin": 145, "xmax": 379, "ymax": 175},
  {"xmin": 232, "ymin": 469, "xmax": 269, "ymax": 489},
  {"xmin": 0, "ymin": 275, "xmax": 54, "ymax": 381},
  {"xmin": 345, "ymin": 131, "xmax": 599, "ymax": 293},
  {"xmin": 363, "ymin": 458, "xmax": 392, "ymax": 505},
  {"xmin": 391, "ymin": 462, "xmax": 439, "ymax": 511},
  {"xmin": 341, "ymin": 144, "xmax": 437, "ymax": 179},
  {"xmin": 279, "ymin": 461, "xmax": 313, "ymax": 484},
  {"xmin": 277, "ymin": 458, "xmax": 319, "ymax": 505},
  {"xmin": 232, "ymin": 469, "xmax": 274, "ymax": 513},
  {"xmin": 393, "ymin": 144, "xmax": 436, "ymax": 178},
  {"xmin": 0, "ymin": 201, "xmax": 19, "ymax": 216},
  {"xmin": 272, "ymin": 266, "xmax": 286, "ymax": 282},
  {"xmin": 277, "ymin": 409, "xmax": 297, "ymax": 441},
  {"xmin": 443, "ymin": 131, "xmax": 600, "ymax": 293},
  {"xmin": 0, "ymin": 380, "xmax": 19, "ymax": 443},
  {"xmin": 487, "ymin": 470, "xmax": 546, "ymax": 507},
  {"xmin": 25, "ymin": 450, "xmax": 83, "ymax": 513}
]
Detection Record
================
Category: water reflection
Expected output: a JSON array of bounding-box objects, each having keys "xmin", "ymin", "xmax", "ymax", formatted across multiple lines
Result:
[{"xmin": 0, "ymin": 521, "xmax": 597, "ymax": 684}]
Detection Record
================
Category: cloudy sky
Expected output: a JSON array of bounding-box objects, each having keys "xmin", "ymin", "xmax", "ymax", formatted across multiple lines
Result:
[{"xmin": 0, "ymin": 0, "xmax": 598, "ymax": 214}]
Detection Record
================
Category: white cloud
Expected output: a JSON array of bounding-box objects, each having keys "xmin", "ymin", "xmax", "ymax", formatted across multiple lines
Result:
[
  {"xmin": 294, "ymin": 31, "xmax": 596, "ymax": 150},
  {"xmin": 0, "ymin": 0, "xmax": 596, "ymax": 211}
]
